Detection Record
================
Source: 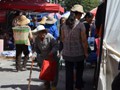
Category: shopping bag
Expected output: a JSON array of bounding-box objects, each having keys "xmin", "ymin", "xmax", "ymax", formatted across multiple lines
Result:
[{"xmin": 39, "ymin": 59, "xmax": 57, "ymax": 81}]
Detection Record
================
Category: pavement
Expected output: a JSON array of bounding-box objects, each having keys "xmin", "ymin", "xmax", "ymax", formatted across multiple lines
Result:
[{"xmin": 0, "ymin": 57, "xmax": 95, "ymax": 90}]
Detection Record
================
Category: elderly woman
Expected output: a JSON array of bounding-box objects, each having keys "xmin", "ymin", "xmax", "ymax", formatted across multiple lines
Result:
[{"xmin": 32, "ymin": 25, "xmax": 59, "ymax": 90}]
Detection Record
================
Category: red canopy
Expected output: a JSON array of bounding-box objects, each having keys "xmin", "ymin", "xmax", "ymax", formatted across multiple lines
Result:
[
  {"xmin": 0, "ymin": 10, "xmax": 6, "ymax": 23},
  {"xmin": 90, "ymin": 7, "xmax": 97, "ymax": 16},
  {"xmin": 0, "ymin": 0, "xmax": 64, "ymax": 13}
]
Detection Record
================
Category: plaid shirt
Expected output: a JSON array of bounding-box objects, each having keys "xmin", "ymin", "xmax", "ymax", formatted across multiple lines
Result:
[{"xmin": 62, "ymin": 21, "xmax": 86, "ymax": 57}]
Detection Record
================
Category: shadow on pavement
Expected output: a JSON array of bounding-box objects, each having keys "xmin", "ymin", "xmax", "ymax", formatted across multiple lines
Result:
[
  {"xmin": 0, "ymin": 84, "xmax": 43, "ymax": 90},
  {"xmin": 0, "ymin": 67, "xmax": 17, "ymax": 72},
  {"xmin": 27, "ymin": 78, "xmax": 44, "ymax": 83}
]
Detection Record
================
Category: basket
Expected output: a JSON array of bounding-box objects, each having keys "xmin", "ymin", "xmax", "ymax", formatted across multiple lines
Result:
[{"xmin": 13, "ymin": 26, "xmax": 29, "ymax": 44}]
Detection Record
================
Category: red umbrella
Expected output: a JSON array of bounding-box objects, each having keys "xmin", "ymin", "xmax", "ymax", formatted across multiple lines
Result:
[
  {"xmin": 90, "ymin": 7, "xmax": 97, "ymax": 16},
  {"xmin": 0, "ymin": 0, "xmax": 64, "ymax": 13}
]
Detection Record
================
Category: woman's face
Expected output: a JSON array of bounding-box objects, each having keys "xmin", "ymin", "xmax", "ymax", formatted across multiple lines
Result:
[
  {"xmin": 38, "ymin": 31, "xmax": 47, "ymax": 41},
  {"xmin": 76, "ymin": 13, "xmax": 82, "ymax": 20},
  {"xmin": 87, "ymin": 16, "xmax": 94, "ymax": 24}
]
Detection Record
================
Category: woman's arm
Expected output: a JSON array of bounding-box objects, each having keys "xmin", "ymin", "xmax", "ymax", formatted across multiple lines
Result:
[{"xmin": 81, "ymin": 28, "xmax": 88, "ymax": 58}]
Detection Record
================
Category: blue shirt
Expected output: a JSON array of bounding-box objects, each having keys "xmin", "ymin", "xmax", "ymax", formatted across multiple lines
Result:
[{"xmin": 44, "ymin": 24, "xmax": 59, "ymax": 40}]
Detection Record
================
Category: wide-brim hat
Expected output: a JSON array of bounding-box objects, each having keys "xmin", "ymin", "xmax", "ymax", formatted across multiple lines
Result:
[
  {"xmin": 71, "ymin": 4, "xmax": 84, "ymax": 14},
  {"xmin": 45, "ymin": 15, "xmax": 57, "ymax": 24},
  {"xmin": 39, "ymin": 16, "xmax": 47, "ymax": 25},
  {"xmin": 17, "ymin": 15, "xmax": 30, "ymax": 25},
  {"xmin": 32, "ymin": 25, "xmax": 47, "ymax": 33}
]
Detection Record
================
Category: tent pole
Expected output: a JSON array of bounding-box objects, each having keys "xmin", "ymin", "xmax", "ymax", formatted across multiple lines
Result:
[{"xmin": 94, "ymin": 0, "xmax": 107, "ymax": 90}]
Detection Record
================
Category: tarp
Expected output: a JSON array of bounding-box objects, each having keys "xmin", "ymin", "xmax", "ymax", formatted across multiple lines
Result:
[
  {"xmin": 0, "ymin": 0, "xmax": 64, "ymax": 13},
  {"xmin": 104, "ymin": 0, "xmax": 120, "ymax": 53},
  {"xmin": 98, "ymin": 0, "xmax": 120, "ymax": 90}
]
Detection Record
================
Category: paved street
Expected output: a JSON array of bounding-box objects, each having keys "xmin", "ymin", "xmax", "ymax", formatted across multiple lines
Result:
[
  {"xmin": 0, "ymin": 57, "xmax": 65, "ymax": 90},
  {"xmin": 0, "ymin": 57, "xmax": 95, "ymax": 90}
]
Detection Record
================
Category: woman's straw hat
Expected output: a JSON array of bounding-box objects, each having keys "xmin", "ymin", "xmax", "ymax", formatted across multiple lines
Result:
[
  {"xmin": 71, "ymin": 4, "xmax": 84, "ymax": 14},
  {"xmin": 39, "ymin": 16, "xmax": 47, "ymax": 25},
  {"xmin": 45, "ymin": 15, "xmax": 57, "ymax": 24},
  {"xmin": 39, "ymin": 15, "xmax": 57, "ymax": 25},
  {"xmin": 17, "ymin": 15, "xmax": 30, "ymax": 25}
]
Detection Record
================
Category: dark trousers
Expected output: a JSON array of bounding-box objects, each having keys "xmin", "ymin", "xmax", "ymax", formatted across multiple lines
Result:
[
  {"xmin": 65, "ymin": 58, "xmax": 84, "ymax": 90},
  {"xmin": 16, "ymin": 44, "xmax": 29, "ymax": 70}
]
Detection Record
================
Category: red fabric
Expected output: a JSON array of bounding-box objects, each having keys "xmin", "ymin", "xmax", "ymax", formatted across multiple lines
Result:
[
  {"xmin": 0, "ymin": 1, "xmax": 64, "ymax": 13},
  {"xmin": 39, "ymin": 59, "xmax": 57, "ymax": 81}
]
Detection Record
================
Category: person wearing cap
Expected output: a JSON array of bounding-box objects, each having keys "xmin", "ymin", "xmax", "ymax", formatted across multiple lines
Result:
[
  {"xmin": 61, "ymin": 4, "xmax": 88, "ymax": 90},
  {"xmin": 12, "ymin": 15, "xmax": 33, "ymax": 71},
  {"xmin": 39, "ymin": 15, "xmax": 59, "ymax": 40},
  {"xmin": 32, "ymin": 25, "xmax": 59, "ymax": 90}
]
